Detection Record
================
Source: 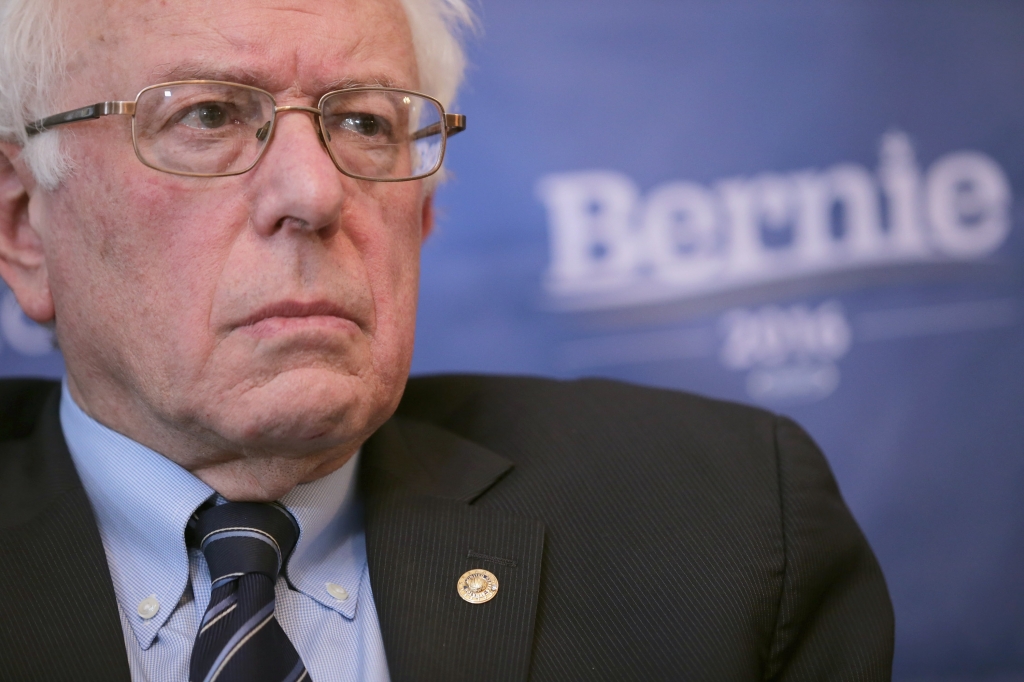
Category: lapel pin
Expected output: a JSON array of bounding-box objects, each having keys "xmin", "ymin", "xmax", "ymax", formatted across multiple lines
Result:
[{"xmin": 458, "ymin": 569, "xmax": 499, "ymax": 604}]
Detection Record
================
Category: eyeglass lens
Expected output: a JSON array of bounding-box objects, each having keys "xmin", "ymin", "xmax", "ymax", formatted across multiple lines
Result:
[
  {"xmin": 133, "ymin": 83, "xmax": 446, "ymax": 179},
  {"xmin": 321, "ymin": 89, "xmax": 444, "ymax": 180}
]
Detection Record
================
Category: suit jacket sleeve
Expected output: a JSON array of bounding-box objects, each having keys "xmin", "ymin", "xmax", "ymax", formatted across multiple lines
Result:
[{"xmin": 767, "ymin": 416, "xmax": 895, "ymax": 680}]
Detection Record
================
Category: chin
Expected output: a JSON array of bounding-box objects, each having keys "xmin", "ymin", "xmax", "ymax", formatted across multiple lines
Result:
[{"xmin": 209, "ymin": 368, "xmax": 395, "ymax": 453}]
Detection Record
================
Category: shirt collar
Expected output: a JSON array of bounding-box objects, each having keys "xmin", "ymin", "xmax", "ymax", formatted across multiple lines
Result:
[
  {"xmin": 60, "ymin": 381, "xmax": 214, "ymax": 650},
  {"xmin": 59, "ymin": 380, "xmax": 366, "ymax": 649},
  {"xmin": 280, "ymin": 450, "xmax": 365, "ymax": 620}
]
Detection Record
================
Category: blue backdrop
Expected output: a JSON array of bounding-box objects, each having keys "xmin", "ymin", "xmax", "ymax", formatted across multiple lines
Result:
[{"xmin": 2, "ymin": 1, "xmax": 1022, "ymax": 678}]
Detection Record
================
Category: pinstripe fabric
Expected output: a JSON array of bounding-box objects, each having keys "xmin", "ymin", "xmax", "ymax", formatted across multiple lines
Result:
[
  {"xmin": 363, "ymin": 489, "xmax": 545, "ymax": 682},
  {"xmin": 363, "ymin": 374, "xmax": 894, "ymax": 681},
  {"xmin": 0, "ymin": 488, "xmax": 133, "ymax": 682},
  {"xmin": 0, "ymin": 382, "xmax": 132, "ymax": 681}
]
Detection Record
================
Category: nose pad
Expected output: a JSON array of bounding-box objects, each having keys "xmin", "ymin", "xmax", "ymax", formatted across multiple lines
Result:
[{"xmin": 316, "ymin": 125, "xmax": 331, "ymax": 147}]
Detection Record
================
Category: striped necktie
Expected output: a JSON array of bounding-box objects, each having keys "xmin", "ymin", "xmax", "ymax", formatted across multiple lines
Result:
[{"xmin": 188, "ymin": 501, "xmax": 310, "ymax": 682}]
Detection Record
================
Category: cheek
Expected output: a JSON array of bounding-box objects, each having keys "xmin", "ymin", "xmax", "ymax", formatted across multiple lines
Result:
[
  {"xmin": 350, "ymin": 186, "xmax": 424, "ymax": 359},
  {"xmin": 48, "ymin": 158, "xmax": 248, "ymax": 378},
  {"xmin": 379, "ymin": 189, "xmax": 423, "ymax": 301}
]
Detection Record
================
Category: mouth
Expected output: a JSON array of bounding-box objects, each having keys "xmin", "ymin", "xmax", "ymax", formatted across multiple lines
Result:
[{"xmin": 234, "ymin": 300, "xmax": 359, "ymax": 339}]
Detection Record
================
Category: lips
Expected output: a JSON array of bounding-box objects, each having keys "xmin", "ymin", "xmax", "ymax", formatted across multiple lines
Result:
[
  {"xmin": 238, "ymin": 300, "xmax": 351, "ymax": 326},
  {"xmin": 234, "ymin": 300, "xmax": 359, "ymax": 338}
]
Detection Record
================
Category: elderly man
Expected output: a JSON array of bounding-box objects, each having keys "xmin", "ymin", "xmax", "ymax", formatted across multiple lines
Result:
[{"xmin": 0, "ymin": 0, "xmax": 893, "ymax": 680}]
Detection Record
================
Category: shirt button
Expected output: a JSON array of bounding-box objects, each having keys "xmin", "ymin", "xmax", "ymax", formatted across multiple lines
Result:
[
  {"xmin": 137, "ymin": 595, "xmax": 160, "ymax": 619},
  {"xmin": 325, "ymin": 583, "xmax": 349, "ymax": 601}
]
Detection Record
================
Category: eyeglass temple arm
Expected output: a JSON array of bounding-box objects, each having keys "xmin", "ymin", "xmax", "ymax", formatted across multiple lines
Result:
[
  {"xmin": 25, "ymin": 100, "xmax": 136, "ymax": 137},
  {"xmin": 411, "ymin": 113, "xmax": 467, "ymax": 142}
]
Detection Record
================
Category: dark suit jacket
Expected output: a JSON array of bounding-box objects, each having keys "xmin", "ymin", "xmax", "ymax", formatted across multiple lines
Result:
[{"xmin": 0, "ymin": 376, "xmax": 893, "ymax": 681}]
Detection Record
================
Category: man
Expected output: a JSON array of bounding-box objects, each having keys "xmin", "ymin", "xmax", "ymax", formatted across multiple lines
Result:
[{"xmin": 0, "ymin": 0, "xmax": 894, "ymax": 679}]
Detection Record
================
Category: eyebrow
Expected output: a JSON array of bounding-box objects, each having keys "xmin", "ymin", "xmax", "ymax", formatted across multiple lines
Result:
[
  {"xmin": 146, "ymin": 62, "xmax": 401, "ymax": 95},
  {"xmin": 324, "ymin": 75, "xmax": 400, "ymax": 91}
]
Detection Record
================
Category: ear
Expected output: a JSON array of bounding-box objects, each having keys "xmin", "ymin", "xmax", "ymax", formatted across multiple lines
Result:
[
  {"xmin": 0, "ymin": 142, "xmax": 54, "ymax": 323},
  {"xmin": 421, "ymin": 192, "xmax": 435, "ymax": 241}
]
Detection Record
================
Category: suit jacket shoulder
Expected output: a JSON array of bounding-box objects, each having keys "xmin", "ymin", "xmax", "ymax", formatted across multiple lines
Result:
[
  {"xmin": 0, "ymin": 379, "xmax": 131, "ymax": 681},
  {"xmin": 377, "ymin": 374, "xmax": 894, "ymax": 680}
]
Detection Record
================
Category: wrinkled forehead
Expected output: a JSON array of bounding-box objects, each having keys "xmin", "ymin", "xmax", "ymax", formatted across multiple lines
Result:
[{"xmin": 61, "ymin": 0, "xmax": 418, "ymax": 101}]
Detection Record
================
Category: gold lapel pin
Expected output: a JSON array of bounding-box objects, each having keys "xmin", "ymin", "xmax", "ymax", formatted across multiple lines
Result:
[{"xmin": 458, "ymin": 569, "xmax": 499, "ymax": 604}]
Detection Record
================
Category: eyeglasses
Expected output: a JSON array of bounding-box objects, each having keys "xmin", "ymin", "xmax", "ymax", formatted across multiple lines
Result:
[{"xmin": 24, "ymin": 81, "xmax": 467, "ymax": 181}]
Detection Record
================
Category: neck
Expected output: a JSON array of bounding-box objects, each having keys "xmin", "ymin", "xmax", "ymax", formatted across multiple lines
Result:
[{"xmin": 64, "ymin": 373, "xmax": 360, "ymax": 502}]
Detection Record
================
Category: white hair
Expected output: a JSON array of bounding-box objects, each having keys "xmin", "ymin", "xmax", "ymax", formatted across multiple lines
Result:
[
  {"xmin": 0, "ymin": 0, "xmax": 69, "ymax": 188},
  {"xmin": 0, "ymin": 0, "xmax": 476, "ymax": 190}
]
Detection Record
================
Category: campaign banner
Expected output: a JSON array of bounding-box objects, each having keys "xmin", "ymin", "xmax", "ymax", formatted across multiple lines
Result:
[{"xmin": 3, "ymin": 1, "xmax": 1022, "ymax": 678}]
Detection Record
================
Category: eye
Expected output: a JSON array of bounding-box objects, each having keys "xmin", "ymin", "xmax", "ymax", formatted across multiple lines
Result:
[
  {"xmin": 340, "ymin": 113, "xmax": 387, "ymax": 138},
  {"xmin": 179, "ymin": 102, "xmax": 231, "ymax": 129}
]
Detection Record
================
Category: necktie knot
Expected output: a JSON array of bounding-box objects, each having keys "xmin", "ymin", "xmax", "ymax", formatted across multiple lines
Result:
[
  {"xmin": 192, "ymin": 502, "xmax": 299, "ymax": 586},
  {"xmin": 188, "ymin": 501, "xmax": 308, "ymax": 682}
]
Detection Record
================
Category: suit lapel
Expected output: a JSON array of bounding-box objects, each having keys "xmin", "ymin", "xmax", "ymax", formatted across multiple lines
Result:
[
  {"xmin": 0, "ymin": 386, "xmax": 131, "ymax": 679},
  {"xmin": 362, "ymin": 417, "xmax": 546, "ymax": 682}
]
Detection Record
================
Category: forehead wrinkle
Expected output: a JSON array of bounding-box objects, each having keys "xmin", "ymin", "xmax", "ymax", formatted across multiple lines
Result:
[
  {"xmin": 258, "ymin": 5, "xmax": 323, "ymax": 17},
  {"xmin": 145, "ymin": 60, "xmax": 402, "ymax": 99},
  {"xmin": 325, "ymin": 75, "xmax": 399, "ymax": 91},
  {"xmin": 148, "ymin": 62, "xmax": 271, "ymax": 89},
  {"xmin": 64, "ymin": 0, "xmax": 418, "ymax": 105}
]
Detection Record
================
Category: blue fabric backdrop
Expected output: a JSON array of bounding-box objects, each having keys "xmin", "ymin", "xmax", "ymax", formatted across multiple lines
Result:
[{"xmin": 2, "ymin": 1, "xmax": 1022, "ymax": 678}]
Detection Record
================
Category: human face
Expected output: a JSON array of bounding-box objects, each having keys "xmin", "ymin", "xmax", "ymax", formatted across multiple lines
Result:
[{"xmin": 30, "ymin": 0, "xmax": 430, "ymax": 497}]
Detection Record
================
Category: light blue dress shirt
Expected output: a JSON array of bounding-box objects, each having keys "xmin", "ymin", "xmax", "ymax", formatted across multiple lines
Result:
[{"xmin": 59, "ymin": 382, "xmax": 391, "ymax": 682}]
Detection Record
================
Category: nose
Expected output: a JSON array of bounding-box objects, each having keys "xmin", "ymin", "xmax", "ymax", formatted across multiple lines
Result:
[
  {"xmin": 247, "ymin": 107, "xmax": 344, "ymax": 239},
  {"xmin": 274, "ymin": 105, "xmax": 332, "ymax": 149}
]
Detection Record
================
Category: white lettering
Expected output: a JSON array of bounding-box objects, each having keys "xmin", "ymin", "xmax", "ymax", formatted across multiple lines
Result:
[
  {"xmin": 537, "ymin": 132, "xmax": 1013, "ymax": 310},
  {"xmin": 643, "ymin": 181, "xmax": 723, "ymax": 285},
  {"xmin": 720, "ymin": 301, "xmax": 851, "ymax": 403},
  {"xmin": 878, "ymin": 132, "xmax": 929, "ymax": 257},
  {"xmin": 719, "ymin": 301, "xmax": 851, "ymax": 371},
  {"xmin": 536, "ymin": 171, "xmax": 640, "ymax": 295},
  {"xmin": 926, "ymin": 151, "xmax": 1012, "ymax": 258}
]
